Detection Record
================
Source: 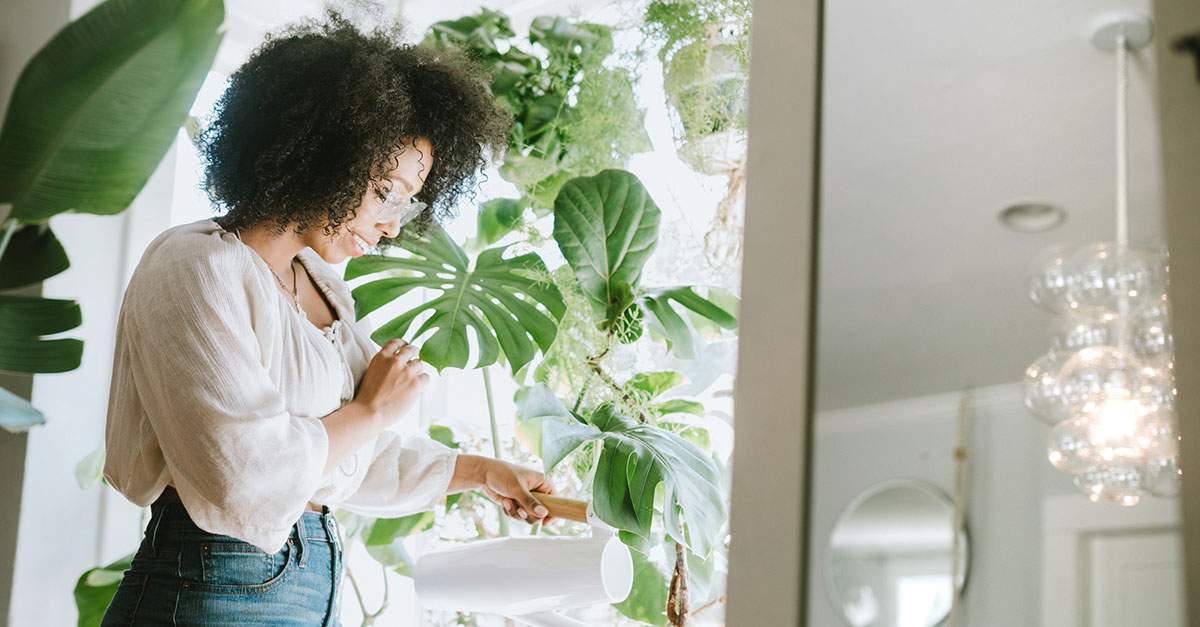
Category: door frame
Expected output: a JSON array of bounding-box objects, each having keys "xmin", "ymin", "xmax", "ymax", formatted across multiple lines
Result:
[{"xmin": 726, "ymin": 0, "xmax": 823, "ymax": 625}]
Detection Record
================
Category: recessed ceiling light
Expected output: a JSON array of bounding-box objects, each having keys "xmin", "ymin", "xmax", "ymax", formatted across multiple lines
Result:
[{"xmin": 998, "ymin": 202, "xmax": 1066, "ymax": 232}]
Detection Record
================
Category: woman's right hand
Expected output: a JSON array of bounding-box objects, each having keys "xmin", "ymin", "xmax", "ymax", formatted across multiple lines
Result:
[{"xmin": 352, "ymin": 339, "xmax": 428, "ymax": 425}]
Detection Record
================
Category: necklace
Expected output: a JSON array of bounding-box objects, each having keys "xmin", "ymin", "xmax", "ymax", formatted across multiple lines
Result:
[{"xmin": 267, "ymin": 258, "xmax": 306, "ymax": 319}]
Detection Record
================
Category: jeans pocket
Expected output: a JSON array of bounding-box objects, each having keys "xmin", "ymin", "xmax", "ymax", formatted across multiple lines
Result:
[{"xmin": 180, "ymin": 536, "xmax": 292, "ymax": 593}]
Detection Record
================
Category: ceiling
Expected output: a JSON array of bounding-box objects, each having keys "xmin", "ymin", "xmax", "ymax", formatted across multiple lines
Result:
[{"xmin": 815, "ymin": 0, "xmax": 1164, "ymax": 411}]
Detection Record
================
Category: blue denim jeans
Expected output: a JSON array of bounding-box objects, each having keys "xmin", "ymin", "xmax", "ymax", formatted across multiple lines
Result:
[{"xmin": 101, "ymin": 499, "xmax": 344, "ymax": 626}]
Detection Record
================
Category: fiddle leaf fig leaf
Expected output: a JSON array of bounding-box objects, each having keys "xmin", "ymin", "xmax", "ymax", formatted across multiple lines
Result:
[
  {"xmin": 347, "ymin": 226, "xmax": 564, "ymax": 376},
  {"xmin": 553, "ymin": 169, "xmax": 660, "ymax": 335}
]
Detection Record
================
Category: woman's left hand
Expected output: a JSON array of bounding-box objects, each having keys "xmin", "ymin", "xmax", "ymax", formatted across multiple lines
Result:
[{"xmin": 448, "ymin": 455, "xmax": 558, "ymax": 524}]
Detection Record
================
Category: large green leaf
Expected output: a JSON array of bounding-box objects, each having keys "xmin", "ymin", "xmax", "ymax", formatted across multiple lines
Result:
[
  {"xmin": 0, "ymin": 0, "xmax": 224, "ymax": 222},
  {"xmin": 74, "ymin": 553, "xmax": 132, "ymax": 627},
  {"xmin": 521, "ymin": 384, "xmax": 725, "ymax": 556},
  {"xmin": 612, "ymin": 547, "xmax": 669, "ymax": 626},
  {"xmin": 0, "ymin": 223, "xmax": 69, "ymax": 289},
  {"xmin": 553, "ymin": 169, "xmax": 661, "ymax": 333},
  {"xmin": 0, "ymin": 385, "xmax": 45, "ymax": 433},
  {"xmin": 0, "ymin": 294, "xmax": 83, "ymax": 373},
  {"xmin": 346, "ymin": 226, "xmax": 564, "ymax": 375},
  {"xmin": 640, "ymin": 286, "xmax": 738, "ymax": 359}
]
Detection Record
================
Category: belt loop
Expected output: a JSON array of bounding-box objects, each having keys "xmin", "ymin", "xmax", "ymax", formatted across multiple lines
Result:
[{"xmin": 295, "ymin": 514, "xmax": 308, "ymax": 568}]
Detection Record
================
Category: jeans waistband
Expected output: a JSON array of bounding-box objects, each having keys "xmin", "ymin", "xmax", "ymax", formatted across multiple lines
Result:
[{"xmin": 147, "ymin": 498, "xmax": 341, "ymax": 545}]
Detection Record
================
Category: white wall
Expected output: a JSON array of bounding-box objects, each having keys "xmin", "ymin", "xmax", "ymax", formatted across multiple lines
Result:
[{"xmin": 806, "ymin": 383, "xmax": 1085, "ymax": 627}]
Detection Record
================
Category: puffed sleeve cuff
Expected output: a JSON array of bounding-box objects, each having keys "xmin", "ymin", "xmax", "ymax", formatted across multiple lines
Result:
[{"xmin": 337, "ymin": 434, "xmax": 459, "ymax": 519}]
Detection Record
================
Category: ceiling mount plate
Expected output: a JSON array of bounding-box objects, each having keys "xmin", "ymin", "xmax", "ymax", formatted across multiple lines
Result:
[{"xmin": 1091, "ymin": 12, "xmax": 1154, "ymax": 53}]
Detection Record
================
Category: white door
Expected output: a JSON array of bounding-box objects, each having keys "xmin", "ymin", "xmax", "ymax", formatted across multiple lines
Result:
[
  {"xmin": 1043, "ymin": 495, "xmax": 1183, "ymax": 627},
  {"xmin": 1089, "ymin": 531, "xmax": 1185, "ymax": 627}
]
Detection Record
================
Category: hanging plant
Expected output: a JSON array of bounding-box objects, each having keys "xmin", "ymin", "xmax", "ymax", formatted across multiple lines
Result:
[
  {"xmin": 642, "ymin": 0, "xmax": 751, "ymax": 265},
  {"xmin": 423, "ymin": 9, "xmax": 653, "ymax": 246}
]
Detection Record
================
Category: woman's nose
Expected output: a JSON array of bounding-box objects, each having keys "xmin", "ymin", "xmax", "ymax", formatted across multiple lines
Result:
[{"xmin": 377, "ymin": 214, "xmax": 402, "ymax": 238}]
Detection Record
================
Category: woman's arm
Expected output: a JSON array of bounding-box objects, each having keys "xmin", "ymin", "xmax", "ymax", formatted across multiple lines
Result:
[
  {"xmin": 322, "ymin": 338, "xmax": 426, "ymax": 474},
  {"xmin": 447, "ymin": 454, "xmax": 555, "ymax": 523}
]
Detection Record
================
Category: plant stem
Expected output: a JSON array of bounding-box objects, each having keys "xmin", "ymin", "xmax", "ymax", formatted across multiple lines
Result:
[
  {"xmin": 0, "ymin": 217, "xmax": 19, "ymax": 265},
  {"xmin": 587, "ymin": 356, "xmax": 648, "ymax": 423},
  {"xmin": 692, "ymin": 595, "xmax": 725, "ymax": 618},
  {"xmin": 667, "ymin": 540, "xmax": 691, "ymax": 627},
  {"xmin": 572, "ymin": 372, "xmax": 593, "ymax": 413},
  {"xmin": 344, "ymin": 563, "xmax": 373, "ymax": 626},
  {"xmin": 482, "ymin": 367, "xmax": 509, "ymax": 537}
]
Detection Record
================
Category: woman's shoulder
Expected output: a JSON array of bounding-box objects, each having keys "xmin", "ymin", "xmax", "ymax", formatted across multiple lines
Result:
[{"xmin": 126, "ymin": 219, "xmax": 261, "ymax": 303}]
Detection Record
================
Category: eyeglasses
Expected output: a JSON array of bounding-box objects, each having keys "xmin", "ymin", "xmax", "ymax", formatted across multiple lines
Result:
[{"xmin": 372, "ymin": 185, "xmax": 427, "ymax": 227}]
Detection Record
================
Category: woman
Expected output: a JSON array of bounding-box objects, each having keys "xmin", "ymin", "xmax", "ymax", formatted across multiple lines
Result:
[{"xmin": 101, "ymin": 12, "xmax": 552, "ymax": 626}]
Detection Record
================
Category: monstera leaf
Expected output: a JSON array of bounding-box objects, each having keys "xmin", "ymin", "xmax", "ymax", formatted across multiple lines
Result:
[
  {"xmin": 346, "ymin": 226, "xmax": 564, "ymax": 375},
  {"xmin": 640, "ymin": 286, "xmax": 737, "ymax": 359},
  {"xmin": 0, "ymin": 0, "xmax": 225, "ymax": 222},
  {"xmin": 521, "ymin": 383, "xmax": 725, "ymax": 556},
  {"xmin": 553, "ymin": 169, "xmax": 660, "ymax": 333}
]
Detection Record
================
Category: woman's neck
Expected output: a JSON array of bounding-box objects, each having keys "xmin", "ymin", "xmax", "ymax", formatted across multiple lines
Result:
[{"xmin": 232, "ymin": 222, "xmax": 306, "ymax": 275}]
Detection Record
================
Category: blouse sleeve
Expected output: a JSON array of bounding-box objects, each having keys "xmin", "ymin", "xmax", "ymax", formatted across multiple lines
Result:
[
  {"xmin": 123, "ymin": 245, "xmax": 328, "ymax": 553},
  {"xmin": 337, "ymin": 431, "xmax": 459, "ymax": 518}
]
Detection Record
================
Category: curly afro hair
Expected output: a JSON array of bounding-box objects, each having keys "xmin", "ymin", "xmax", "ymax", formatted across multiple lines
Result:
[{"xmin": 202, "ymin": 9, "xmax": 511, "ymax": 247}]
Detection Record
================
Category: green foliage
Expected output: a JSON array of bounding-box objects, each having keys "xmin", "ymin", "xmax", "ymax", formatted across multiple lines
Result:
[
  {"xmin": 613, "ymin": 548, "xmax": 670, "ymax": 625},
  {"xmin": 0, "ymin": 0, "xmax": 225, "ymax": 222},
  {"xmin": 521, "ymin": 384, "xmax": 726, "ymax": 557},
  {"xmin": 2, "ymin": 0, "xmax": 223, "ymax": 437},
  {"xmin": 423, "ymin": 10, "xmax": 651, "ymax": 211},
  {"xmin": 642, "ymin": 0, "xmax": 751, "ymax": 163},
  {"xmin": 553, "ymin": 169, "xmax": 661, "ymax": 334},
  {"xmin": 0, "ymin": 294, "xmax": 83, "ymax": 373},
  {"xmin": 0, "ymin": 386, "xmax": 43, "ymax": 433},
  {"xmin": 74, "ymin": 553, "xmax": 133, "ymax": 627},
  {"xmin": 346, "ymin": 226, "xmax": 564, "ymax": 376},
  {"xmin": 641, "ymin": 286, "xmax": 737, "ymax": 359},
  {"xmin": 0, "ymin": 223, "xmax": 69, "ymax": 289}
]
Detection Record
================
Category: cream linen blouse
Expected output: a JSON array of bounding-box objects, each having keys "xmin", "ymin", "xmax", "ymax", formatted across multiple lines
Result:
[{"xmin": 103, "ymin": 218, "xmax": 457, "ymax": 553}]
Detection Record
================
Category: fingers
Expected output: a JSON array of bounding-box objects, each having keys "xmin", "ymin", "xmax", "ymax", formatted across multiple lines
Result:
[{"xmin": 514, "ymin": 486, "xmax": 550, "ymax": 523}]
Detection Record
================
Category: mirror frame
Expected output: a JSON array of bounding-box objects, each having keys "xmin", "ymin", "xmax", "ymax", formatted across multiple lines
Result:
[{"xmin": 824, "ymin": 479, "xmax": 970, "ymax": 627}]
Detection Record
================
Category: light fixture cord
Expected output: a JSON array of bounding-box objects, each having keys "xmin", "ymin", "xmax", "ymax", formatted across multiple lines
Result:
[
  {"xmin": 1115, "ymin": 32, "xmax": 1132, "ymax": 351},
  {"xmin": 1116, "ymin": 32, "xmax": 1130, "ymax": 250}
]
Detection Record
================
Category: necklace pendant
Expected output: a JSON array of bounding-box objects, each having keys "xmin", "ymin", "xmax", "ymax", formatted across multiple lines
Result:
[{"xmin": 296, "ymin": 300, "xmax": 306, "ymax": 319}]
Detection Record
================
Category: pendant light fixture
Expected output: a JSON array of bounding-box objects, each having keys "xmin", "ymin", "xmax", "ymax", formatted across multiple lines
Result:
[{"xmin": 1023, "ymin": 12, "xmax": 1180, "ymax": 506}]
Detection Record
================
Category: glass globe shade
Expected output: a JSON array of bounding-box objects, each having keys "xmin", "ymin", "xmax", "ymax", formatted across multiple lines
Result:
[
  {"xmin": 1028, "ymin": 245, "xmax": 1072, "ymax": 313},
  {"xmin": 1047, "ymin": 418, "xmax": 1099, "ymax": 474},
  {"xmin": 1049, "ymin": 307, "xmax": 1119, "ymax": 356},
  {"xmin": 1145, "ymin": 456, "xmax": 1182, "ymax": 498},
  {"xmin": 1057, "ymin": 346, "xmax": 1148, "ymax": 418},
  {"xmin": 1062, "ymin": 243, "xmax": 1165, "ymax": 313},
  {"xmin": 1127, "ymin": 297, "xmax": 1173, "ymax": 362},
  {"xmin": 1072, "ymin": 464, "xmax": 1148, "ymax": 506},
  {"xmin": 1024, "ymin": 353, "xmax": 1068, "ymax": 423}
]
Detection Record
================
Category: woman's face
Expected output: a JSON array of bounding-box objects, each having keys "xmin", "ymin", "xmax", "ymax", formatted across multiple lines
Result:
[{"xmin": 305, "ymin": 137, "xmax": 434, "ymax": 263}]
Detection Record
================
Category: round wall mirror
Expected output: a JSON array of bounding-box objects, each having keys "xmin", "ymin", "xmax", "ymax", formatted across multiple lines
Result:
[{"xmin": 827, "ymin": 480, "xmax": 969, "ymax": 627}]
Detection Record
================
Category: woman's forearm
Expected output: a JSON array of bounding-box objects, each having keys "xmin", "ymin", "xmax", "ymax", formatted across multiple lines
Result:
[
  {"xmin": 319, "ymin": 400, "xmax": 389, "ymax": 474},
  {"xmin": 446, "ymin": 454, "xmax": 487, "ymax": 494}
]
